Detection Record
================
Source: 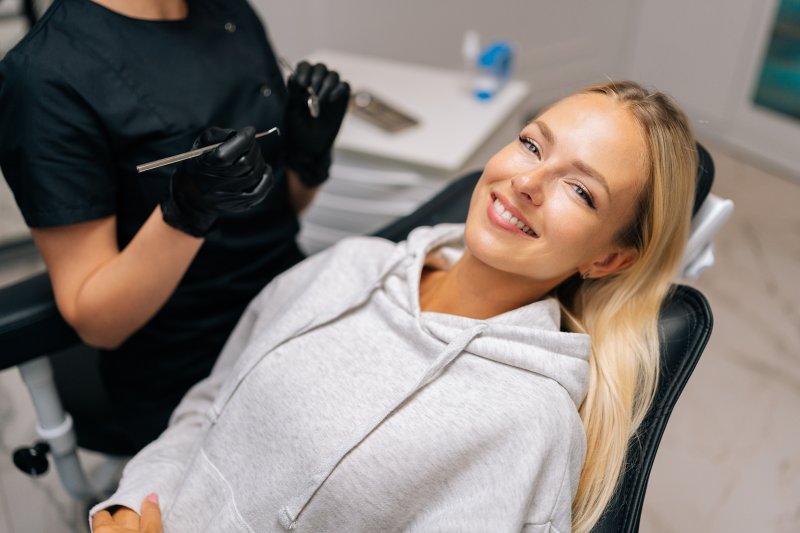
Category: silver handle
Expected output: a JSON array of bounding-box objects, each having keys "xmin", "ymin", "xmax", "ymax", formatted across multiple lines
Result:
[{"xmin": 136, "ymin": 127, "xmax": 280, "ymax": 173}]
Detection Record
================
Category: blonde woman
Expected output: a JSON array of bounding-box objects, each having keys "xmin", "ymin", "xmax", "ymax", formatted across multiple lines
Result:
[{"xmin": 89, "ymin": 80, "xmax": 696, "ymax": 533}]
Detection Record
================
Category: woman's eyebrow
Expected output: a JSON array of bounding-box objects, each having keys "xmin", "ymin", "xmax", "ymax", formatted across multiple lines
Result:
[
  {"xmin": 573, "ymin": 160, "xmax": 611, "ymax": 197},
  {"xmin": 533, "ymin": 120, "xmax": 555, "ymax": 145}
]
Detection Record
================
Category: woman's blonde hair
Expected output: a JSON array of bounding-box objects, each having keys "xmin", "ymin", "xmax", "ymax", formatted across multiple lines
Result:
[{"xmin": 554, "ymin": 81, "xmax": 697, "ymax": 532}]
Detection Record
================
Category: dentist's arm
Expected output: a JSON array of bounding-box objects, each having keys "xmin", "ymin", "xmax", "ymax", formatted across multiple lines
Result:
[
  {"xmin": 33, "ymin": 127, "xmax": 272, "ymax": 349},
  {"xmin": 32, "ymin": 211, "xmax": 202, "ymax": 350},
  {"xmin": 286, "ymin": 169, "xmax": 319, "ymax": 213}
]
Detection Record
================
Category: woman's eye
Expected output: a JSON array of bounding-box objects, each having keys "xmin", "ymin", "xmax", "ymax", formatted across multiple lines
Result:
[
  {"xmin": 572, "ymin": 183, "xmax": 596, "ymax": 209},
  {"xmin": 518, "ymin": 135, "xmax": 541, "ymax": 158}
]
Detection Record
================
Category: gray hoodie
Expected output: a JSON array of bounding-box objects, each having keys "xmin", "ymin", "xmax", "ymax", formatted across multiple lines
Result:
[{"xmin": 91, "ymin": 224, "xmax": 590, "ymax": 533}]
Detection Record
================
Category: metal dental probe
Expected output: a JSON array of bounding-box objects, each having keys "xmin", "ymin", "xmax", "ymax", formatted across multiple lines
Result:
[
  {"xmin": 136, "ymin": 127, "xmax": 280, "ymax": 173},
  {"xmin": 277, "ymin": 56, "xmax": 321, "ymax": 119}
]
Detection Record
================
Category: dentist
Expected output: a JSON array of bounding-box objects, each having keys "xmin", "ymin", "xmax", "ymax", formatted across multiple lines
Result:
[{"xmin": 0, "ymin": 0, "xmax": 350, "ymax": 453}]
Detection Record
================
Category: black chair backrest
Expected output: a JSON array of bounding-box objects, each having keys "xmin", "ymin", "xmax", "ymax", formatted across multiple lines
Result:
[
  {"xmin": 694, "ymin": 143, "xmax": 714, "ymax": 216},
  {"xmin": 591, "ymin": 285, "xmax": 711, "ymax": 532}
]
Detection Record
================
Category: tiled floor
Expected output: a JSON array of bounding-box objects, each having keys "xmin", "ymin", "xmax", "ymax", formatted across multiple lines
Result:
[{"xmin": 0, "ymin": 142, "xmax": 798, "ymax": 532}]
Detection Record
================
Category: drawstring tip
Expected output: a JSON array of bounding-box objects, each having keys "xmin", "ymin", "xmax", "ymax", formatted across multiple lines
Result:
[{"xmin": 278, "ymin": 507, "xmax": 297, "ymax": 530}]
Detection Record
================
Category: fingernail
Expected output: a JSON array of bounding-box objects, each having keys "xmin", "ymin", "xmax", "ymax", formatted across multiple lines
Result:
[{"xmin": 147, "ymin": 492, "xmax": 159, "ymax": 504}]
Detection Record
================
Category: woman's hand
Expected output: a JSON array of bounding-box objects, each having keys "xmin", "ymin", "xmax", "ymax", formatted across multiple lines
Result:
[
  {"xmin": 92, "ymin": 494, "xmax": 162, "ymax": 533},
  {"xmin": 284, "ymin": 61, "xmax": 351, "ymax": 187}
]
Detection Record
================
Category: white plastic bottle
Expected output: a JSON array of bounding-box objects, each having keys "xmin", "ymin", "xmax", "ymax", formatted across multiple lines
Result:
[{"xmin": 461, "ymin": 30, "xmax": 480, "ymax": 94}]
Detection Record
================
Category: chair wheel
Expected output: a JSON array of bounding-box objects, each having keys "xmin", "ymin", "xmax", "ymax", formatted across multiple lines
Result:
[{"xmin": 12, "ymin": 441, "xmax": 50, "ymax": 476}]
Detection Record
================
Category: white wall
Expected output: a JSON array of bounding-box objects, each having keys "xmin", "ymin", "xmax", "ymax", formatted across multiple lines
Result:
[
  {"xmin": 626, "ymin": 0, "xmax": 800, "ymax": 181},
  {"xmin": 251, "ymin": 0, "xmax": 640, "ymax": 112},
  {"xmin": 254, "ymin": 0, "xmax": 800, "ymax": 181}
]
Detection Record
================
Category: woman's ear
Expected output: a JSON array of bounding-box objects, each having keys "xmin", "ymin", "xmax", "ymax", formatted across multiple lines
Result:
[{"xmin": 586, "ymin": 247, "xmax": 639, "ymax": 278}]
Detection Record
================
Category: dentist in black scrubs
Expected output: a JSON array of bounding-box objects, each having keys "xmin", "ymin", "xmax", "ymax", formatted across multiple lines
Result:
[{"xmin": 0, "ymin": 0, "xmax": 349, "ymax": 453}]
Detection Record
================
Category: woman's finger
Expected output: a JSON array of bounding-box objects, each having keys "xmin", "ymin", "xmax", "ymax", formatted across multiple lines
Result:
[
  {"xmin": 112, "ymin": 507, "xmax": 140, "ymax": 530},
  {"xmin": 139, "ymin": 493, "xmax": 163, "ymax": 533},
  {"xmin": 91, "ymin": 510, "xmax": 114, "ymax": 529}
]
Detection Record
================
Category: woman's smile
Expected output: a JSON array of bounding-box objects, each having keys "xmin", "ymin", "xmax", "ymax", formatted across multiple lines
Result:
[{"xmin": 487, "ymin": 192, "xmax": 538, "ymax": 238}]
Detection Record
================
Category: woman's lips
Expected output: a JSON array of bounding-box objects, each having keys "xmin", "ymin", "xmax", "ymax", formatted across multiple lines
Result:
[{"xmin": 487, "ymin": 193, "xmax": 538, "ymax": 238}]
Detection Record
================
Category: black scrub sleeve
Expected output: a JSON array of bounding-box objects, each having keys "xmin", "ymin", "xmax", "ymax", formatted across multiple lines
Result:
[{"xmin": 0, "ymin": 54, "xmax": 117, "ymax": 228}]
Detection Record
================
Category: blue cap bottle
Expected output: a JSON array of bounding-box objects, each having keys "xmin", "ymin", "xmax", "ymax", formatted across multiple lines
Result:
[{"xmin": 473, "ymin": 42, "xmax": 513, "ymax": 100}]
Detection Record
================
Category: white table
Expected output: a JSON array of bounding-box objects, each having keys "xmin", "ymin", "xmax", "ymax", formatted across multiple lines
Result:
[{"xmin": 298, "ymin": 50, "xmax": 530, "ymax": 254}]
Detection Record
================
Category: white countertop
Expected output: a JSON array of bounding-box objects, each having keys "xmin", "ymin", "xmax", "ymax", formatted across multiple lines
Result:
[{"xmin": 308, "ymin": 50, "xmax": 529, "ymax": 173}]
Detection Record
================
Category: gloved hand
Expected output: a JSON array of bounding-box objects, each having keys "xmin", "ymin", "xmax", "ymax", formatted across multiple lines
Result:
[
  {"xmin": 284, "ymin": 61, "xmax": 351, "ymax": 187},
  {"xmin": 161, "ymin": 126, "xmax": 273, "ymax": 237}
]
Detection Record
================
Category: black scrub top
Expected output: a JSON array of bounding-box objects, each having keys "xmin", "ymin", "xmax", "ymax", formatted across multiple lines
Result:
[{"xmin": 0, "ymin": 0, "xmax": 304, "ymax": 451}]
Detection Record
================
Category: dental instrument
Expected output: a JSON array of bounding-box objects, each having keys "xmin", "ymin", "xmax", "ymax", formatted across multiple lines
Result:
[{"xmin": 136, "ymin": 127, "xmax": 280, "ymax": 173}]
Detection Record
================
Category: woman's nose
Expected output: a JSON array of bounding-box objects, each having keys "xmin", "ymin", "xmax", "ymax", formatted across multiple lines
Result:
[{"xmin": 512, "ymin": 172, "xmax": 545, "ymax": 206}]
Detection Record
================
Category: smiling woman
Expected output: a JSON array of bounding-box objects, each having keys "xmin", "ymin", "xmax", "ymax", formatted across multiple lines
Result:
[
  {"xmin": 89, "ymin": 80, "xmax": 697, "ymax": 533},
  {"xmin": 431, "ymin": 81, "xmax": 697, "ymax": 531}
]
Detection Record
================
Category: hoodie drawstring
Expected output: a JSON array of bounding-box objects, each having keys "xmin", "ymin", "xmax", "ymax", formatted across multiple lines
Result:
[{"xmin": 278, "ymin": 323, "xmax": 487, "ymax": 530}]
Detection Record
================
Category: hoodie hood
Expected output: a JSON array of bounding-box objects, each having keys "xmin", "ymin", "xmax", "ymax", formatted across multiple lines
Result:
[{"xmin": 389, "ymin": 224, "xmax": 591, "ymax": 407}]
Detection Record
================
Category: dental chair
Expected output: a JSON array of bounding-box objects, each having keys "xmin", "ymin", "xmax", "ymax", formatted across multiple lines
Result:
[{"xmin": 0, "ymin": 143, "xmax": 729, "ymax": 531}]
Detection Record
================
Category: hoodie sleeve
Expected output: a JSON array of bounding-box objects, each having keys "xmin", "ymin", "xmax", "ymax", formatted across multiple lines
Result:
[
  {"xmin": 87, "ymin": 245, "xmax": 338, "ymax": 528},
  {"xmin": 524, "ymin": 400, "xmax": 586, "ymax": 533}
]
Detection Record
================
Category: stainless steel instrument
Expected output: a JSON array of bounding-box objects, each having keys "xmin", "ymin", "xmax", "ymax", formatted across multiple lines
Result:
[{"xmin": 136, "ymin": 127, "xmax": 280, "ymax": 173}]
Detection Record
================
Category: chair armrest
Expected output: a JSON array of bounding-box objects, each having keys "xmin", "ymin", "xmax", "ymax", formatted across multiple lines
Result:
[{"xmin": 0, "ymin": 272, "xmax": 80, "ymax": 370}]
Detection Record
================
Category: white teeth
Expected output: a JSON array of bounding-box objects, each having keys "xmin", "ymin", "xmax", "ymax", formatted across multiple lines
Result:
[{"xmin": 493, "ymin": 197, "xmax": 536, "ymax": 237}]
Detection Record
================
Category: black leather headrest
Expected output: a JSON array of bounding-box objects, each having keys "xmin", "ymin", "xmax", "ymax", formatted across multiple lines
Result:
[{"xmin": 694, "ymin": 143, "xmax": 714, "ymax": 216}]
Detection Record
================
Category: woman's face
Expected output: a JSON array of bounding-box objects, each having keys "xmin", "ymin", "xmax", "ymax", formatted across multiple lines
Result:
[{"xmin": 464, "ymin": 93, "xmax": 649, "ymax": 285}]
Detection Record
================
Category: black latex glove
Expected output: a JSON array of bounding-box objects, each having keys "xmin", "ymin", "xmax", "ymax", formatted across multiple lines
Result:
[
  {"xmin": 161, "ymin": 126, "xmax": 273, "ymax": 237},
  {"xmin": 284, "ymin": 61, "xmax": 351, "ymax": 187}
]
